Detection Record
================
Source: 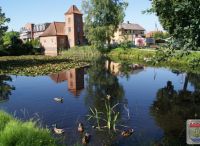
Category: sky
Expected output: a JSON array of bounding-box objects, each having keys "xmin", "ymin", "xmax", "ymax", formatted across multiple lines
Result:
[{"xmin": 0, "ymin": 0, "xmax": 163, "ymax": 32}]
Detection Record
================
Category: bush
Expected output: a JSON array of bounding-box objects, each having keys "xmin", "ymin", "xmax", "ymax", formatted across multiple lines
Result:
[
  {"xmin": 120, "ymin": 41, "xmax": 133, "ymax": 50},
  {"xmin": 0, "ymin": 111, "xmax": 58, "ymax": 146}
]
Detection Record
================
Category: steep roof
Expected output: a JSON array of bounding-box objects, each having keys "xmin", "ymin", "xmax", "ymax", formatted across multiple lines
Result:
[
  {"xmin": 65, "ymin": 5, "xmax": 82, "ymax": 15},
  {"xmin": 119, "ymin": 23, "xmax": 145, "ymax": 31},
  {"xmin": 40, "ymin": 22, "xmax": 65, "ymax": 37}
]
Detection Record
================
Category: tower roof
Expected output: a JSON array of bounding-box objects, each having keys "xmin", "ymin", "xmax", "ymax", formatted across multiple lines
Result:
[{"xmin": 65, "ymin": 5, "xmax": 82, "ymax": 15}]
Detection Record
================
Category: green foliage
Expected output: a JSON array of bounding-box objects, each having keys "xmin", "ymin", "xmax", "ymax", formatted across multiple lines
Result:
[
  {"xmin": 0, "ymin": 55, "xmax": 89, "ymax": 76},
  {"xmin": 0, "ymin": 7, "xmax": 10, "ymax": 49},
  {"xmin": 120, "ymin": 35, "xmax": 133, "ymax": 50},
  {"xmin": 108, "ymin": 48, "xmax": 200, "ymax": 73},
  {"xmin": 2, "ymin": 31, "xmax": 20, "ymax": 47},
  {"xmin": 149, "ymin": 0, "xmax": 200, "ymax": 50},
  {"xmin": 62, "ymin": 45, "xmax": 101, "ymax": 61},
  {"xmin": 0, "ymin": 111, "xmax": 58, "ymax": 146},
  {"xmin": 82, "ymin": 0, "xmax": 128, "ymax": 52},
  {"xmin": 0, "ymin": 31, "xmax": 43, "ymax": 56}
]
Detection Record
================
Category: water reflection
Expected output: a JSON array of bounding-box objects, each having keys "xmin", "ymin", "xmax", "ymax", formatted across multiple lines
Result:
[
  {"xmin": 0, "ymin": 75, "xmax": 15, "ymax": 102},
  {"xmin": 84, "ymin": 58, "xmax": 128, "ymax": 145},
  {"xmin": 105, "ymin": 60, "xmax": 144, "ymax": 78},
  {"xmin": 151, "ymin": 73, "xmax": 200, "ymax": 145},
  {"xmin": 50, "ymin": 67, "xmax": 85, "ymax": 96}
]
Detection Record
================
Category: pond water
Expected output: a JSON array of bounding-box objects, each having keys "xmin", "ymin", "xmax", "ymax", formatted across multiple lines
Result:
[{"xmin": 0, "ymin": 58, "xmax": 200, "ymax": 146}]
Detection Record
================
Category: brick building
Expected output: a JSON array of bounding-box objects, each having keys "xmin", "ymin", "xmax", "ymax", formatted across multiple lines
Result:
[{"xmin": 40, "ymin": 5, "xmax": 84, "ymax": 56}]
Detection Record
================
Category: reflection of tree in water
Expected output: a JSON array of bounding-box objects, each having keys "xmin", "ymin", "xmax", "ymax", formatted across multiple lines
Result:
[
  {"xmin": 0, "ymin": 75, "xmax": 15, "ymax": 102},
  {"xmin": 86, "ymin": 57, "xmax": 124, "ymax": 110},
  {"xmin": 85, "ymin": 57, "xmax": 125, "ymax": 145},
  {"xmin": 151, "ymin": 73, "xmax": 200, "ymax": 146}
]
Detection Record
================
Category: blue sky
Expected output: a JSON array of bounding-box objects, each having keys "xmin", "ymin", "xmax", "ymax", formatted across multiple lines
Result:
[{"xmin": 0, "ymin": 0, "xmax": 163, "ymax": 32}]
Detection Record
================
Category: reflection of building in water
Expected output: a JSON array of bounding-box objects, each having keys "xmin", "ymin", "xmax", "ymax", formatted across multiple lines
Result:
[
  {"xmin": 105, "ymin": 60, "xmax": 144, "ymax": 75},
  {"xmin": 50, "ymin": 67, "xmax": 84, "ymax": 96},
  {"xmin": 105, "ymin": 60, "xmax": 121, "ymax": 75}
]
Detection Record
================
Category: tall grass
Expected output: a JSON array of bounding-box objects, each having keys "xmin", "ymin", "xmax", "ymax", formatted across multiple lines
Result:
[
  {"xmin": 62, "ymin": 46, "xmax": 101, "ymax": 61},
  {"xmin": 0, "ymin": 111, "xmax": 58, "ymax": 146}
]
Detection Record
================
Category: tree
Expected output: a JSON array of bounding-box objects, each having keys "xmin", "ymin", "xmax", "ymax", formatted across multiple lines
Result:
[
  {"xmin": 3, "ymin": 31, "xmax": 20, "ymax": 47},
  {"xmin": 82, "ymin": 0, "xmax": 128, "ymax": 52},
  {"xmin": 0, "ymin": 7, "xmax": 10, "ymax": 49},
  {"xmin": 149, "ymin": 0, "xmax": 200, "ymax": 51}
]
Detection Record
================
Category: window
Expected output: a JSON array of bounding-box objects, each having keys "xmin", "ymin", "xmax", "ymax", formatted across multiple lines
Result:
[
  {"xmin": 68, "ymin": 18, "xmax": 71, "ymax": 23},
  {"xmin": 68, "ymin": 27, "xmax": 71, "ymax": 33}
]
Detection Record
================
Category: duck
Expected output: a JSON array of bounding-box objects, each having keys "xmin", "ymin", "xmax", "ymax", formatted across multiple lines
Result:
[
  {"xmin": 78, "ymin": 122, "xmax": 84, "ymax": 132},
  {"xmin": 52, "ymin": 124, "xmax": 64, "ymax": 134},
  {"xmin": 121, "ymin": 129, "xmax": 134, "ymax": 137},
  {"xmin": 53, "ymin": 97, "xmax": 64, "ymax": 103},
  {"xmin": 82, "ymin": 133, "xmax": 91, "ymax": 144}
]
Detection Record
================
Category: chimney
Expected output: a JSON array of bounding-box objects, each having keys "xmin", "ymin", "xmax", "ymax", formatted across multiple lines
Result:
[{"xmin": 127, "ymin": 21, "xmax": 130, "ymax": 24}]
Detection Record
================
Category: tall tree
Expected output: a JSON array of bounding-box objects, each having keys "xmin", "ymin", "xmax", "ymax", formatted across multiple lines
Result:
[
  {"xmin": 149, "ymin": 0, "xmax": 200, "ymax": 51},
  {"xmin": 0, "ymin": 7, "xmax": 10, "ymax": 49},
  {"xmin": 82, "ymin": 0, "xmax": 128, "ymax": 52}
]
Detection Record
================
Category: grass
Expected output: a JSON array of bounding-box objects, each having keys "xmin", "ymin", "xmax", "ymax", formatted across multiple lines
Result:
[
  {"xmin": 108, "ymin": 47, "xmax": 200, "ymax": 73},
  {"xmin": 0, "ymin": 111, "xmax": 58, "ymax": 146},
  {"xmin": 61, "ymin": 45, "xmax": 101, "ymax": 61}
]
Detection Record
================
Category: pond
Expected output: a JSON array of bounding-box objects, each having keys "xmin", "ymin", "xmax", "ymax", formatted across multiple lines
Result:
[{"xmin": 0, "ymin": 57, "xmax": 200, "ymax": 146}]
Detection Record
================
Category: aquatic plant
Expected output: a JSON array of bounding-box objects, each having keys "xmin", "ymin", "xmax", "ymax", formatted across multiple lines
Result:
[
  {"xmin": 0, "ymin": 55, "xmax": 89, "ymax": 76},
  {"xmin": 87, "ymin": 95, "xmax": 120, "ymax": 131},
  {"xmin": 87, "ymin": 107, "xmax": 102, "ymax": 129}
]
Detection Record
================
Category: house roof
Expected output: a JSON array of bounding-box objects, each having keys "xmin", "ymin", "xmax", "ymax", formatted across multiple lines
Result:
[
  {"xmin": 40, "ymin": 22, "xmax": 66, "ymax": 37},
  {"xmin": 119, "ymin": 23, "xmax": 145, "ymax": 31},
  {"xmin": 65, "ymin": 5, "xmax": 82, "ymax": 15}
]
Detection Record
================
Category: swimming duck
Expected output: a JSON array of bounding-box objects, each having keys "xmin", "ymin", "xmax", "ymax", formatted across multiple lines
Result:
[
  {"xmin": 82, "ymin": 133, "xmax": 91, "ymax": 144},
  {"xmin": 121, "ymin": 129, "xmax": 134, "ymax": 137},
  {"xmin": 54, "ymin": 97, "xmax": 64, "ymax": 103},
  {"xmin": 78, "ymin": 123, "xmax": 84, "ymax": 132},
  {"xmin": 52, "ymin": 124, "xmax": 64, "ymax": 134}
]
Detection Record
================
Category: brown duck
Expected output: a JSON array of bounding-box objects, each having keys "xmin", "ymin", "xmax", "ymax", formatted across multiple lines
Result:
[
  {"xmin": 82, "ymin": 133, "xmax": 91, "ymax": 144},
  {"xmin": 121, "ymin": 129, "xmax": 134, "ymax": 137}
]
